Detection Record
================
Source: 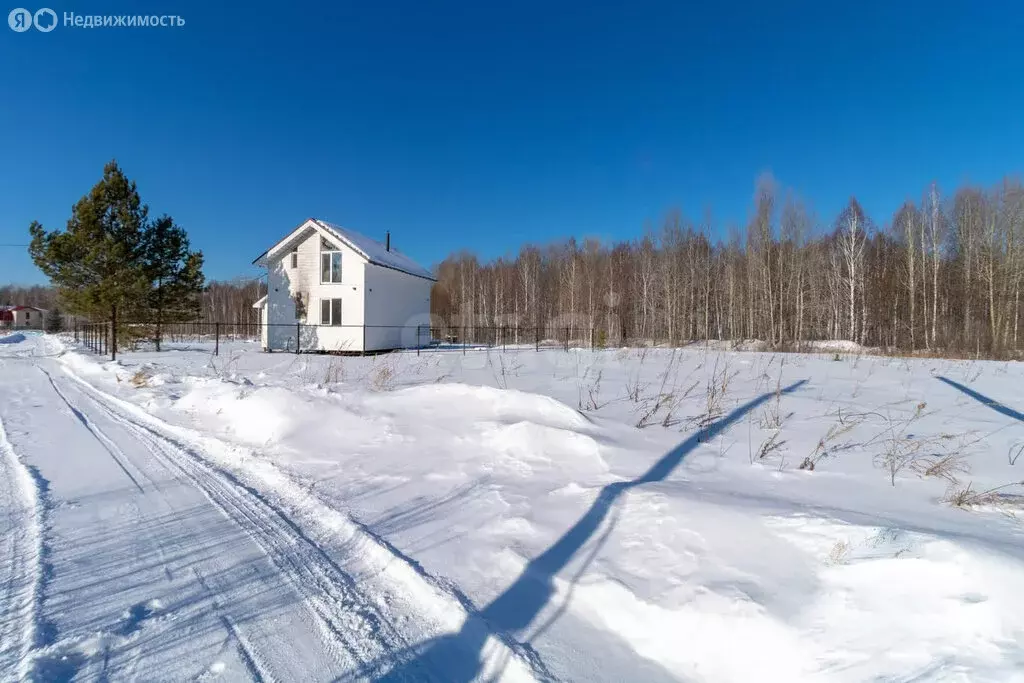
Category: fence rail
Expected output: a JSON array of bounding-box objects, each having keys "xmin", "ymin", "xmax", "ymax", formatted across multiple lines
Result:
[{"xmin": 76, "ymin": 321, "xmax": 601, "ymax": 359}]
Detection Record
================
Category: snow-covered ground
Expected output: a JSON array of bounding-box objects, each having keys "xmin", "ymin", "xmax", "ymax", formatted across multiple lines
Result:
[{"xmin": 2, "ymin": 332, "xmax": 1024, "ymax": 681}]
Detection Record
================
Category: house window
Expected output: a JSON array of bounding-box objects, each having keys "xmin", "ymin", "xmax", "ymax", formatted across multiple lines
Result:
[
  {"xmin": 320, "ymin": 298, "xmax": 342, "ymax": 326},
  {"xmin": 320, "ymin": 238, "xmax": 342, "ymax": 283},
  {"xmin": 290, "ymin": 249, "xmax": 298, "ymax": 269}
]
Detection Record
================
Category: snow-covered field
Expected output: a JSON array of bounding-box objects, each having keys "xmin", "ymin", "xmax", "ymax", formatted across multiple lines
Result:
[{"xmin": 2, "ymin": 332, "xmax": 1024, "ymax": 682}]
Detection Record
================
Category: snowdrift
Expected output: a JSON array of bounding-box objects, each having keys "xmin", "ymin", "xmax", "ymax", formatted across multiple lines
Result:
[{"xmin": 41, "ymin": 338, "xmax": 1024, "ymax": 681}]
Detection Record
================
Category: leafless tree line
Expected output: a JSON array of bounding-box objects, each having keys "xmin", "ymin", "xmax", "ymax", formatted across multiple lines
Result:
[
  {"xmin": 200, "ymin": 278, "xmax": 265, "ymax": 324},
  {"xmin": 431, "ymin": 175, "xmax": 1024, "ymax": 357},
  {"xmin": 0, "ymin": 284, "xmax": 57, "ymax": 310},
  {"xmin": 1, "ymin": 278, "xmax": 265, "ymax": 325}
]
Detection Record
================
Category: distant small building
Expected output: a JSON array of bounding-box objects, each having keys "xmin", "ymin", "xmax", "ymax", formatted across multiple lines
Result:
[
  {"xmin": 0, "ymin": 305, "xmax": 46, "ymax": 330},
  {"xmin": 252, "ymin": 218, "xmax": 435, "ymax": 353}
]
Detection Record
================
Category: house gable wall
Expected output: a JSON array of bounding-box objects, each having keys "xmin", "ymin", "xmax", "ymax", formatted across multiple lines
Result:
[
  {"xmin": 9, "ymin": 308, "xmax": 43, "ymax": 329},
  {"xmin": 265, "ymin": 227, "xmax": 367, "ymax": 351}
]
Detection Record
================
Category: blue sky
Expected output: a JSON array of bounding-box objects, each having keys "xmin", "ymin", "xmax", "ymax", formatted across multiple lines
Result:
[{"xmin": 2, "ymin": 0, "xmax": 1022, "ymax": 285}]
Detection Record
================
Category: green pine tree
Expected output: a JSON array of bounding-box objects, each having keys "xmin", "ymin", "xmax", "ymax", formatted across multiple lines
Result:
[
  {"xmin": 29, "ymin": 161, "xmax": 151, "ymax": 325},
  {"xmin": 143, "ymin": 215, "xmax": 205, "ymax": 350},
  {"xmin": 44, "ymin": 307, "xmax": 63, "ymax": 333},
  {"xmin": 29, "ymin": 160, "xmax": 206, "ymax": 352}
]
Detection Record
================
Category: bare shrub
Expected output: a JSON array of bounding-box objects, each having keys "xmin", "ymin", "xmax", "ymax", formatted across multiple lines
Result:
[
  {"xmin": 636, "ymin": 392, "xmax": 676, "ymax": 428},
  {"xmin": 369, "ymin": 363, "xmax": 396, "ymax": 391},
  {"xmin": 874, "ymin": 415, "xmax": 928, "ymax": 486},
  {"xmin": 848, "ymin": 402, "xmax": 965, "ymax": 486},
  {"xmin": 755, "ymin": 431, "xmax": 787, "ymax": 461},
  {"xmin": 799, "ymin": 412, "xmax": 863, "ymax": 471},
  {"xmin": 697, "ymin": 356, "xmax": 736, "ymax": 428},
  {"xmin": 759, "ymin": 367, "xmax": 787, "ymax": 429},
  {"xmin": 827, "ymin": 540, "xmax": 850, "ymax": 565},
  {"xmin": 488, "ymin": 350, "xmax": 521, "ymax": 390},
  {"xmin": 1009, "ymin": 442, "xmax": 1024, "ymax": 466},
  {"xmin": 944, "ymin": 481, "xmax": 1024, "ymax": 509},
  {"xmin": 662, "ymin": 382, "xmax": 701, "ymax": 428},
  {"xmin": 625, "ymin": 374, "xmax": 647, "ymax": 403},
  {"xmin": 130, "ymin": 369, "xmax": 150, "ymax": 388},
  {"xmin": 318, "ymin": 357, "xmax": 346, "ymax": 386},
  {"xmin": 579, "ymin": 367, "xmax": 605, "ymax": 412},
  {"xmin": 624, "ymin": 348, "xmax": 650, "ymax": 403},
  {"xmin": 915, "ymin": 453, "xmax": 970, "ymax": 483},
  {"xmin": 634, "ymin": 349, "xmax": 684, "ymax": 427}
]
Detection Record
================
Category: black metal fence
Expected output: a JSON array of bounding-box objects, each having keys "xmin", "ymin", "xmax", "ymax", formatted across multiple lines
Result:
[{"xmin": 76, "ymin": 321, "xmax": 601, "ymax": 359}]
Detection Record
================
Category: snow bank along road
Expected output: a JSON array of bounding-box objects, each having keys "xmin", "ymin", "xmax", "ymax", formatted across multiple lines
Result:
[{"xmin": 0, "ymin": 339, "xmax": 542, "ymax": 681}]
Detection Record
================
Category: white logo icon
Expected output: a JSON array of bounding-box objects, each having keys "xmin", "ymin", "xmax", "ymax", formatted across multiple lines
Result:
[
  {"xmin": 33, "ymin": 7, "xmax": 55, "ymax": 31},
  {"xmin": 7, "ymin": 7, "xmax": 56, "ymax": 31},
  {"xmin": 8, "ymin": 7, "xmax": 31, "ymax": 31}
]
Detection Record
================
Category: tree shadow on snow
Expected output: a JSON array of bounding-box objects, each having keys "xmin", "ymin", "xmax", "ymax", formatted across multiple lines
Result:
[
  {"xmin": 937, "ymin": 376, "xmax": 1024, "ymax": 423},
  {"xmin": 349, "ymin": 380, "xmax": 808, "ymax": 682}
]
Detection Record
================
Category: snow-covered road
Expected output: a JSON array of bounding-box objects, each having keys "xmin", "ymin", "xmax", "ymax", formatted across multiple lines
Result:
[
  {"xmin": 1, "ymin": 355, "xmax": 383, "ymax": 679},
  {"xmin": 0, "ymin": 342, "xmax": 540, "ymax": 681}
]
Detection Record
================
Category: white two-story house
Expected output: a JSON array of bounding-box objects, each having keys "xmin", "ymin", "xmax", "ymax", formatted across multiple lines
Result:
[{"xmin": 252, "ymin": 218, "xmax": 435, "ymax": 352}]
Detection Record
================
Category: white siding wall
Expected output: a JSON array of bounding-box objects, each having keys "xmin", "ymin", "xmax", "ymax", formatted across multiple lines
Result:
[
  {"xmin": 258, "ymin": 303, "xmax": 268, "ymax": 348},
  {"xmin": 265, "ymin": 228, "xmax": 366, "ymax": 351},
  {"xmin": 12, "ymin": 309, "xmax": 43, "ymax": 329},
  {"xmin": 363, "ymin": 264, "xmax": 432, "ymax": 351}
]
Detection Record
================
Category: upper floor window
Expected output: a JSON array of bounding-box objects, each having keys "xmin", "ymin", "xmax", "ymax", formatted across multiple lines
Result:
[
  {"xmin": 320, "ymin": 237, "xmax": 342, "ymax": 283},
  {"xmin": 290, "ymin": 248, "xmax": 298, "ymax": 269}
]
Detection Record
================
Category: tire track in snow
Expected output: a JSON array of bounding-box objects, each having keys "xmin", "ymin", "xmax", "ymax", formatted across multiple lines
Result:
[
  {"xmin": 221, "ymin": 614, "xmax": 269, "ymax": 683},
  {"xmin": 0, "ymin": 415, "xmax": 45, "ymax": 681},
  {"xmin": 190, "ymin": 567, "xmax": 271, "ymax": 683},
  {"xmin": 59, "ymin": 366, "xmax": 549, "ymax": 682},
  {"xmin": 59, "ymin": 370, "xmax": 429, "ymax": 680},
  {"xmin": 39, "ymin": 368, "xmax": 146, "ymax": 494}
]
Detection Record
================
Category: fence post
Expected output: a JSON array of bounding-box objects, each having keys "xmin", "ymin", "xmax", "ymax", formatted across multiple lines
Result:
[
  {"xmin": 463, "ymin": 327, "xmax": 466, "ymax": 355},
  {"xmin": 74, "ymin": 322, "xmax": 79, "ymax": 343},
  {"xmin": 111, "ymin": 308, "xmax": 117, "ymax": 361},
  {"xmin": 565, "ymin": 327, "xmax": 569, "ymax": 352},
  {"xmin": 590, "ymin": 327, "xmax": 595, "ymax": 349},
  {"xmin": 536, "ymin": 326, "xmax": 539, "ymax": 352},
  {"xmin": 295, "ymin": 322, "xmax": 301, "ymax": 354},
  {"xmin": 215, "ymin": 322, "xmax": 220, "ymax": 357},
  {"xmin": 416, "ymin": 325, "xmax": 421, "ymax": 356}
]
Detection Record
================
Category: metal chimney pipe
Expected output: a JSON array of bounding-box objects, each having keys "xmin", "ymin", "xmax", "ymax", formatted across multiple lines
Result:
[{"xmin": 385, "ymin": 231, "xmax": 390, "ymax": 252}]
